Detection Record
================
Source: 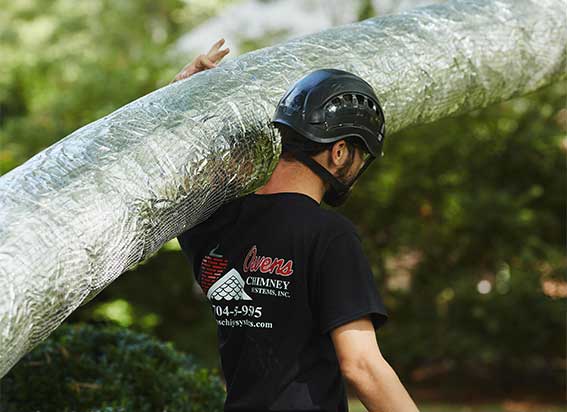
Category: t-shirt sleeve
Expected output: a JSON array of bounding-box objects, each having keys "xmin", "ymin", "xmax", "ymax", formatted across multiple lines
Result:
[
  {"xmin": 176, "ymin": 204, "xmax": 227, "ymax": 273},
  {"xmin": 315, "ymin": 229, "xmax": 389, "ymax": 335},
  {"xmin": 176, "ymin": 198, "xmax": 244, "ymax": 277},
  {"xmin": 177, "ymin": 231, "xmax": 196, "ymax": 271}
]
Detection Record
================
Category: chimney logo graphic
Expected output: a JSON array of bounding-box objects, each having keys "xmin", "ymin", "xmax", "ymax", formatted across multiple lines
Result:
[{"xmin": 199, "ymin": 244, "xmax": 252, "ymax": 301}]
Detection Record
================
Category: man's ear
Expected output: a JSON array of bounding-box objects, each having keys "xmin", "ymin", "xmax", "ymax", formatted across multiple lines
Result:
[{"xmin": 329, "ymin": 139, "xmax": 349, "ymax": 168}]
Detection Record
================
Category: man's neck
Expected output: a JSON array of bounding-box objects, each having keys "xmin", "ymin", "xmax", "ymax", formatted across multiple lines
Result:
[{"xmin": 254, "ymin": 158, "xmax": 326, "ymax": 204}]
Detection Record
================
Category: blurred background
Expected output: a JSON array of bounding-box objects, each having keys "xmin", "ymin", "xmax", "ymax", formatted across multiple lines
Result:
[{"xmin": 0, "ymin": 0, "xmax": 565, "ymax": 411}]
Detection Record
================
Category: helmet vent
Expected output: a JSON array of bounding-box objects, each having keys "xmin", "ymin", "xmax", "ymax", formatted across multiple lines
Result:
[{"xmin": 324, "ymin": 93, "xmax": 381, "ymax": 116}]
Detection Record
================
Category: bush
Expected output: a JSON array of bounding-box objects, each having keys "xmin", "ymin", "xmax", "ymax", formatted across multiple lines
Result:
[{"xmin": 0, "ymin": 323, "xmax": 225, "ymax": 412}]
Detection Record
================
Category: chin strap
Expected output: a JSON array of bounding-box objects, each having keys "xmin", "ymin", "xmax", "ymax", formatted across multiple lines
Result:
[{"xmin": 282, "ymin": 143, "xmax": 349, "ymax": 196}]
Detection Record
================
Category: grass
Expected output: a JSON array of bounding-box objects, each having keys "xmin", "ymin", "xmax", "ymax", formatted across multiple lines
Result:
[{"xmin": 348, "ymin": 399, "xmax": 566, "ymax": 412}]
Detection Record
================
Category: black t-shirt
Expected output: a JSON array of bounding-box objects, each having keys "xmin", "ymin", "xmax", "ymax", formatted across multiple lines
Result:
[{"xmin": 177, "ymin": 192, "xmax": 388, "ymax": 412}]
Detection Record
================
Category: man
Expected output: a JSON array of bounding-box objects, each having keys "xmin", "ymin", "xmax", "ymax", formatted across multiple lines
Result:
[{"xmin": 174, "ymin": 39, "xmax": 419, "ymax": 412}]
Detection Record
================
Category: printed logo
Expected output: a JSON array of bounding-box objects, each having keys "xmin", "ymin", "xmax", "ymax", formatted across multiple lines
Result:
[
  {"xmin": 199, "ymin": 244, "xmax": 228, "ymax": 295},
  {"xmin": 242, "ymin": 245, "xmax": 294, "ymax": 277},
  {"xmin": 209, "ymin": 243, "xmax": 223, "ymax": 258},
  {"xmin": 207, "ymin": 268, "xmax": 253, "ymax": 301},
  {"xmin": 199, "ymin": 243, "xmax": 294, "ymax": 303},
  {"xmin": 199, "ymin": 243, "xmax": 253, "ymax": 301}
]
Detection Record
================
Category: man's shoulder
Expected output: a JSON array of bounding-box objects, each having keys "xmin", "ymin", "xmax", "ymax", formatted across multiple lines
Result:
[
  {"xmin": 177, "ymin": 196, "xmax": 243, "ymax": 244},
  {"xmin": 306, "ymin": 206, "xmax": 358, "ymax": 239}
]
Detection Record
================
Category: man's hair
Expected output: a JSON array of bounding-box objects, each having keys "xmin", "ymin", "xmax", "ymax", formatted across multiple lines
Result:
[{"xmin": 275, "ymin": 123, "xmax": 358, "ymax": 163}]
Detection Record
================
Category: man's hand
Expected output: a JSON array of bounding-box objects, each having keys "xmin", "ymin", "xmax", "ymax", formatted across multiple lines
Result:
[
  {"xmin": 171, "ymin": 38, "xmax": 230, "ymax": 83},
  {"xmin": 331, "ymin": 316, "xmax": 420, "ymax": 412}
]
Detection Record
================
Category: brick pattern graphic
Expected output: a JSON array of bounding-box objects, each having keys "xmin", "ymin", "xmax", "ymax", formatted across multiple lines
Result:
[{"xmin": 200, "ymin": 254, "xmax": 228, "ymax": 294}]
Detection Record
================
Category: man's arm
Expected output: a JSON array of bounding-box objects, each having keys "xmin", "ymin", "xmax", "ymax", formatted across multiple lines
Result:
[{"xmin": 330, "ymin": 316, "xmax": 419, "ymax": 412}]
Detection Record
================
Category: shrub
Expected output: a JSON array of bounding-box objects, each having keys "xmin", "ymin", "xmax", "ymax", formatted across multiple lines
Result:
[{"xmin": 0, "ymin": 323, "xmax": 225, "ymax": 412}]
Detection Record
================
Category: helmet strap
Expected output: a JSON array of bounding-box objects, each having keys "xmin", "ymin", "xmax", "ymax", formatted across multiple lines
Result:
[{"xmin": 282, "ymin": 143, "xmax": 350, "ymax": 206}]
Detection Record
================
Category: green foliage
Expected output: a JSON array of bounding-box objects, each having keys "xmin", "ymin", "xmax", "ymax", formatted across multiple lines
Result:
[
  {"xmin": 0, "ymin": 323, "xmax": 225, "ymax": 412},
  {"xmin": 1, "ymin": 0, "xmax": 565, "ymax": 401},
  {"xmin": 342, "ymin": 81, "xmax": 566, "ymax": 394},
  {"xmin": 357, "ymin": 0, "xmax": 376, "ymax": 20},
  {"xmin": 0, "ymin": 0, "xmax": 187, "ymax": 174},
  {"xmin": 68, "ymin": 250, "xmax": 221, "ymax": 368}
]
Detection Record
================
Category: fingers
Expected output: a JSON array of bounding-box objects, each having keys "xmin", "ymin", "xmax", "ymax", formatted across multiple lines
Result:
[
  {"xmin": 196, "ymin": 54, "xmax": 218, "ymax": 70},
  {"xmin": 207, "ymin": 38, "xmax": 225, "ymax": 54},
  {"xmin": 173, "ymin": 38, "xmax": 229, "ymax": 83},
  {"xmin": 207, "ymin": 37, "xmax": 230, "ymax": 64},
  {"xmin": 210, "ymin": 48, "xmax": 230, "ymax": 63}
]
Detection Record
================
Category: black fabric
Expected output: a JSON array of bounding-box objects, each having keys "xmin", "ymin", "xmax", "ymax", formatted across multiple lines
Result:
[{"xmin": 177, "ymin": 192, "xmax": 388, "ymax": 412}]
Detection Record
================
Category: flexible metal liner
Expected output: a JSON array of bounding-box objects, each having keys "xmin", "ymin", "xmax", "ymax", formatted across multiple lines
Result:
[{"xmin": 0, "ymin": 0, "xmax": 565, "ymax": 379}]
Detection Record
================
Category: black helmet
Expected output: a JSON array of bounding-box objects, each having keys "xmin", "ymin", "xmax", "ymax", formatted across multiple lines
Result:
[{"xmin": 271, "ymin": 68, "xmax": 386, "ymax": 207}]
